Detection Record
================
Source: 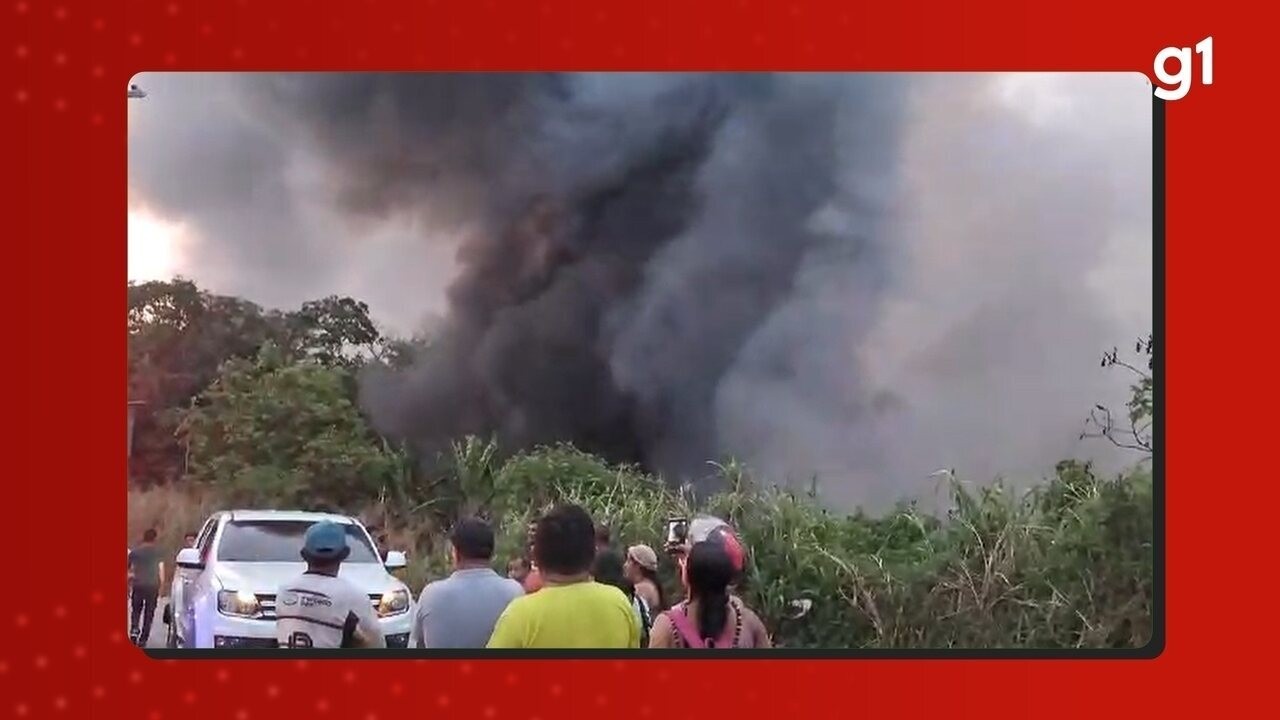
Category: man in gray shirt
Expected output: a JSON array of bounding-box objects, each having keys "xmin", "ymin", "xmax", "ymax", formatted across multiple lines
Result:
[{"xmin": 410, "ymin": 517, "xmax": 524, "ymax": 648}]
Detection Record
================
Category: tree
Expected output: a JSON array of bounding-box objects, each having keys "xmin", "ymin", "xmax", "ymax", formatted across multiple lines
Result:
[
  {"xmin": 283, "ymin": 295, "xmax": 382, "ymax": 368},
  {"xmin": 177, "ymin": 343, "xmax": 394, "ymax": 509},
  {"xmin": 372, "ymin": 335, "xmax": 428, "ymax": 370},
  {"xmin": 127, "ymin": 281, "xmax": 392, "ymax": 485},
  {"xmin": 128, "ymin": 279, "xmax": 288, "ymax": 485},
  {"xmin": 1082, "ymin": 334, "xmax": 1154, "ymax": 456}
]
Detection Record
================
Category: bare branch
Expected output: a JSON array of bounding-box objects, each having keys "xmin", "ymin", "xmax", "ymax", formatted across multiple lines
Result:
[
  {"xmin": 1081, "ymin": 405, "xmax": 1151, "ymax": 455},
  {"xmin": 1109, "ymin": 358, "xmax": 1150, "ymax": 380}
]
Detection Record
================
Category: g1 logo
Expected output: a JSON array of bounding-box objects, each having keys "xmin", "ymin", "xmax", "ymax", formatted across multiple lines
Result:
[{"xmin": 1154, "ymin": 36, "xmax": 1213, "ymax": 101}]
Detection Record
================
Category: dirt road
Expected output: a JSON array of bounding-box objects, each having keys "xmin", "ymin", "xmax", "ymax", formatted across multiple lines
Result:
[{"xmin": 126, "ymin": 597, "xmax": 168, "ymax": 648}]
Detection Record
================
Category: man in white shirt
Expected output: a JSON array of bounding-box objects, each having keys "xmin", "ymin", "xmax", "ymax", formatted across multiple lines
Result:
[
  {"xmin": 276, "ymin": 521, "xmax": 386, "ymax": 649},
  {"xmin": 410, "ymin": 517, "xmax": 524, "ymax": 648}
]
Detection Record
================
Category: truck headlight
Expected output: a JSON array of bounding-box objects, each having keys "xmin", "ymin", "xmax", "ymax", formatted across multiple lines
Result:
[
  {"xmin": 217, "ymin": 590, "xmax": 261, "ymax": 618},
  {"xmin": 377, "ymin": 589, "xmax": 410, "ymax": 617}
]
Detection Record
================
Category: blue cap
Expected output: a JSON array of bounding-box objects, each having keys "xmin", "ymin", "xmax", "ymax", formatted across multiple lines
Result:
[{"xmin": 302, "ymin": 521, "xmax": 349, "ymax": 561}]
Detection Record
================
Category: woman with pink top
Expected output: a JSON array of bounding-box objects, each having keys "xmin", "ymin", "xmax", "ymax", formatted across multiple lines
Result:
[{"xmin": 648, "ymin": 541, "xmax": 770, "ymax": 649}]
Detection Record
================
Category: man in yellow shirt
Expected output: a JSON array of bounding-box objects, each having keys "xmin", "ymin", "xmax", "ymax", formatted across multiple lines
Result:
[{"xmin": 488, "ymin": 504, "xmax": 640, "ymax": 649}]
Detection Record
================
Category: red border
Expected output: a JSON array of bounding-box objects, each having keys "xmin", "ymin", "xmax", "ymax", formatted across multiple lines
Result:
[{"xmin": 8, "ymin": 0, "xmax": 1265, "ymax": 717}]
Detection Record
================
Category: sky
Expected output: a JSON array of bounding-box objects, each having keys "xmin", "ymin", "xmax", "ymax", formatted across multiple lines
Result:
[
  {"xmin": 128, "ymin": 73, "xmax": 1152, "ymax": 337},
  {"xmin": 127, "ymin": 72, "xmax": 1154, "ymax": 509}
]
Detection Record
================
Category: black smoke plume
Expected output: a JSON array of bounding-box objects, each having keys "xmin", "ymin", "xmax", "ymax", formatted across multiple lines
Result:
[
  {"xmin": 129, "ymin": 73, "xmax": 1152, "ymax": 508},
  {"xmin": 259, "ymin": 74, "xmax": 908, "ymax": 483}
]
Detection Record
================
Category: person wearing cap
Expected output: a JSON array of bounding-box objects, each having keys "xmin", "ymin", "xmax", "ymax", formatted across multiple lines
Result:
[
  {"xmin": 591, "ymin": 547, "xmax": 654, "ymax": 648},
  {"xmin": 275, "ymin": 521, "xmax": 387, "ymax": 649},
  {"xmin": 623, "ymin": 544, "xmax": 666, "ymax": 614}
]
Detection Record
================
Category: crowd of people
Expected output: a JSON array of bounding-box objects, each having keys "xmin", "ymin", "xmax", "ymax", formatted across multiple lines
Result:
[
  {"xmin": 127, "ymin": 503, "xmax": 773, "ymax": 649},
  {"xmin": 330, "ymin": 503, "xmax": 770, "ymax": 649}
]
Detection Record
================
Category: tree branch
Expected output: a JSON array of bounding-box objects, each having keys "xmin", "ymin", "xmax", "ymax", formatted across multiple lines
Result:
[{"xmin": 1081, "ymin": 406, "xmax": 1151, "ymax": 454}]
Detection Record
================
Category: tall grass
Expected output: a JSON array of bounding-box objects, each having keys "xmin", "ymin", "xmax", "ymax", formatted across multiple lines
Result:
[
  {"xmin": 127, "ymin": 483, "xmax": 222, "ymax": 552},
  {"xmin": 128, "ymin": 440, "xmax": 1153, "ymax": 649}
]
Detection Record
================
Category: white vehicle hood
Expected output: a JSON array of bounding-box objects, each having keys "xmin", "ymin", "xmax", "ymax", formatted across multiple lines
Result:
[{"xmin": 214, "ymin": 562, "xmax": 405, "ymax": 596}]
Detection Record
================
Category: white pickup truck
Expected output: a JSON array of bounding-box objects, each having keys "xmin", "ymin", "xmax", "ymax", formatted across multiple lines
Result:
[{"xmin": 166, "ymin": 509, "xmax": 415, "ymax": 649}]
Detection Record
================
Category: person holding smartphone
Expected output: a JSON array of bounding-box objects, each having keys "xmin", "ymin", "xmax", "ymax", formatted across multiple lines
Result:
[
  {"xmin": 665, "ymin": 516, "xmax": 746, "ymax": 577},
  {"xmin": 649, "ymin": 540, "xmax": 770, "ymax": 649}
]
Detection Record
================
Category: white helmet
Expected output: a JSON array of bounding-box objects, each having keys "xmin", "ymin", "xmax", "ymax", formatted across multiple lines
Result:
[{"xmin": 687, "ymin": 514, "xmax": 745, "ymax": 575}]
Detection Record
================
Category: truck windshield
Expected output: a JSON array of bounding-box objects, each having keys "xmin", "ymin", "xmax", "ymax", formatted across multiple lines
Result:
[{"xmin": 216, "ymin": 520, "xmax": 381, "ymax": 563}]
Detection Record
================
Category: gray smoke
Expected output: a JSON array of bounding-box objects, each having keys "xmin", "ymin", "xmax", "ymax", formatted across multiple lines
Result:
[
  {"xmin": 607, "ymin": 75, "xmax": 908, "ymax": 479},
  {"xmin": 128, "ymin": 72, "xmax": 1152, "ymax": 510}
]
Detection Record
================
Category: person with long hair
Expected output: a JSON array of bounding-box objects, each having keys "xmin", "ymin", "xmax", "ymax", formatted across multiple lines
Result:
[{"xmin": 649, "ymin": 541, "xmax": 770, "ymax": 649}]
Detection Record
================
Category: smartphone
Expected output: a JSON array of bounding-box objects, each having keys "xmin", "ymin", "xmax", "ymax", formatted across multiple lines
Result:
[{"xmin": 664, "ymin": 517, "xmax": 689, "ymax": 550}]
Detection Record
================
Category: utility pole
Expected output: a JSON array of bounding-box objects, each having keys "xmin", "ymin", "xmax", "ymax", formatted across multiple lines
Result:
[{"xmin": 127, "ymin": 82, "xmax": 145, "ymax": 481}]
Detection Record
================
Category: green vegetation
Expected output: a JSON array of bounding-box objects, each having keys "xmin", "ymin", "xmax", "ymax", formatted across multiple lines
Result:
[
  {"xmin": 178, "ymin": 344, "xmax": 395, "ymax": 509},
  {"xmin": 127, "ymin": 279, "xmax": 388, "ymax": 486},
  {"xmin": 127, "ymin": 279, "xmax": 1155, "ymax": 649}
]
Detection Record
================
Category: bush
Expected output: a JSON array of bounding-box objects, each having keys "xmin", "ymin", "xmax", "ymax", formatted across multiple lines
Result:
[
  {"xmin": 134, "ymin": 306, "xmax": 1156, "ymax": 649},
  {"xmin": 131, "ymin": 431, "xmax": 1152, "ymax": 649},
  {"xmin": 127, "ymin": 483, "xmax": 222, "ymax": 557},
  {"xmin": 179, "ymin": 345, "xmax": 394, "ymax": 509},
  {"xmin": 134, "ymin": 441, "xmax": 1153, "ymax": 649}
]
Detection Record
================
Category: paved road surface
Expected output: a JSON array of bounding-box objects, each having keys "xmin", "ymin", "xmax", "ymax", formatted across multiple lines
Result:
[
  {"xmin": 126, "ymin": 596, "xmax": 168, "ymax": 648},
  {"xmin": 146, "ymin": 604, "xmax": 166, "ymax": 648}
]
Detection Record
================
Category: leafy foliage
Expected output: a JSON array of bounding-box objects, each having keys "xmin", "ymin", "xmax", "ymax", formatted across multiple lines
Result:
[
  {"xmin": 132, "ymin": 436, "xmax": 1153, "ymax": 649},
  {"xmin": 128, "ymin": 280, "xmax": 285, "ymax": 485},
  {"xmin": 128, "ymin": 280, "xmax": 387, "ymax": 486},
  {"xmin": 1082, "ymin": 334, "xmax": 1154, "ymax": 456},
  {"xmin": 129, "ymin": 280, "xmax": 1154, "ymax": 649},
  {"xmin": 178, "ymin": 345, "xmax": 393, "ymax": 509},
  {"xmin": 283, "ymin": 295, "xmax": 383, "ymax": 367},
  {"xmin": 351, "ymin": 433, "xmax": 1147, "ymax": 649}
]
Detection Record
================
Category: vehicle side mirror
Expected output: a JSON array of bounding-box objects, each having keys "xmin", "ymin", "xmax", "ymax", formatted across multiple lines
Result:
[
  {"xmin": 384, "ymin": 551, "xmax": 407, "ymax": 570},
  {"xmin": 176, "ymin": 548, "xmax": 204, "ymax": 570}
]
